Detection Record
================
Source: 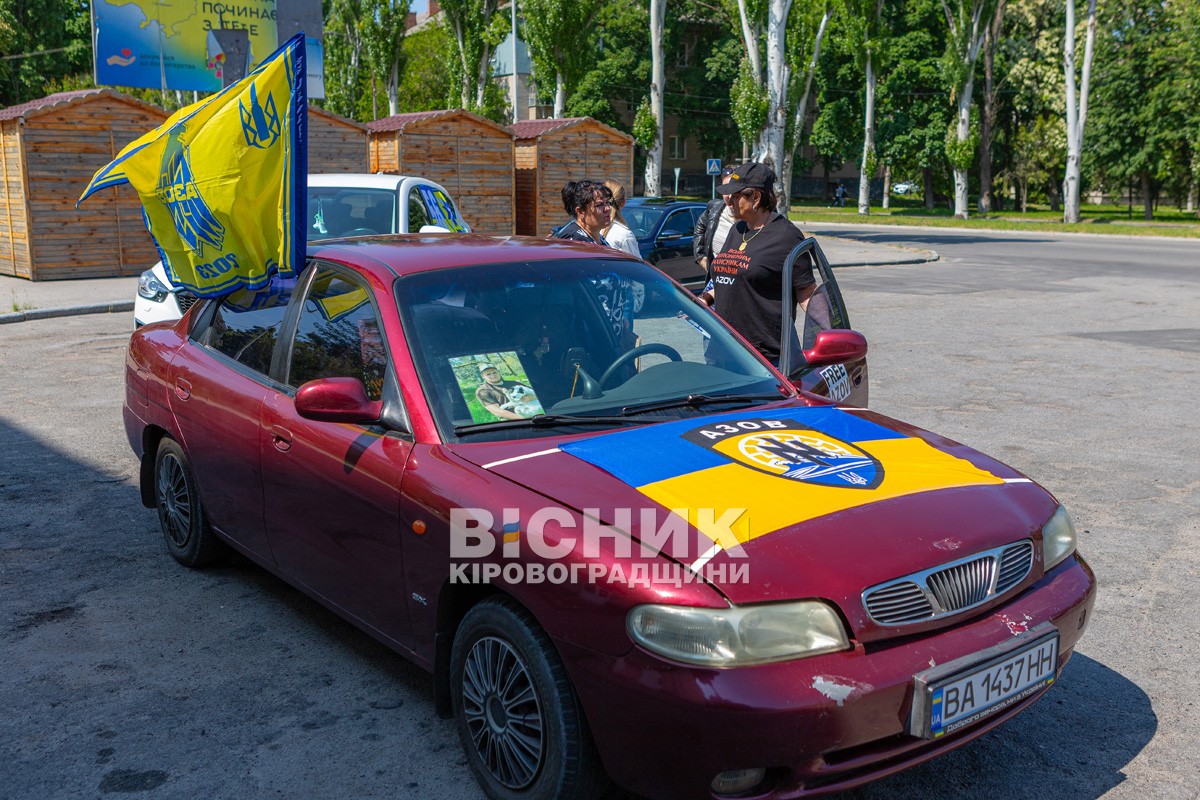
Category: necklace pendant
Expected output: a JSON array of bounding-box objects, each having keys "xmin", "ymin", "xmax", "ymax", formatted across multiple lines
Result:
[{"xmin": 738, "ymin": 241, "xmax": 747, "ymax": 251}]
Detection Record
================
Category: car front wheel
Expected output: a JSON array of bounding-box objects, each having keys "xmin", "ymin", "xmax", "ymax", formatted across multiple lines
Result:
[
  {"xmin": 451, "ymin": 597, "xmax": 606, "ymax": 800},
  {"xmin": 153, "ymin": 437, "xmax": 225, "ymax": 567}
]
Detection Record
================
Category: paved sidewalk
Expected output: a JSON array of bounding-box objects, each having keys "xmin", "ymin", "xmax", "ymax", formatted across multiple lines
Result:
[{"xmin": 0, "ymin": 233, "xmax": 937, "ymax": 325}]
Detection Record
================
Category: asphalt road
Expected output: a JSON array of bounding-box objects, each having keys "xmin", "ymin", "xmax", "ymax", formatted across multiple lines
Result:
[{"xmin": 1, "ymin": 226, "xmax": 1197, "ymax": 799}]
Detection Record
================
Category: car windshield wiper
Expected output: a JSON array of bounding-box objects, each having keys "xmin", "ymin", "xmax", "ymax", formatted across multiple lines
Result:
[
  {"xmin": 621, "ymin": 393, "xmax": 786, "ymax": 416},
  {"xmin": 454, "ymin": 414, "xmax": 656, "ymax": 436}
]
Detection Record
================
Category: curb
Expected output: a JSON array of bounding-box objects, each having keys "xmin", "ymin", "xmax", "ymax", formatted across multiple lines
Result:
[
  {"xmin": 0, "ymin": 301, "xmax": 134, "ymax": 325},
  {"xmin": 826, "ymin": 249, "xmax": 939, "ymax": 268}
]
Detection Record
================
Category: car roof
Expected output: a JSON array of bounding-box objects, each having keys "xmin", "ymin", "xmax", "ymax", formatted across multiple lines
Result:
[
  {"xmin": 307, "ymin": 234, "xmax": 636, "ymax": 281},
  {"xmin": 307, "ymin": 173, "xmax": 435, "ymax": 190},
  {"xmin": 625, "ymin": 197, "xmax": 706, "ymax": 208}
]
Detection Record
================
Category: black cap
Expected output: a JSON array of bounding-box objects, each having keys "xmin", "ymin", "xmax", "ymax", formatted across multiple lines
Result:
[{"xmin": 717, "ymin": 161, "xmax": 776, "ymax": 195}]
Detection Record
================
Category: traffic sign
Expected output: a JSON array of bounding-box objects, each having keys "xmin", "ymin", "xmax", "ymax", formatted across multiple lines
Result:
[{"xmin": 706, "ymin": 159, "xmax": 722, "ymax": 176}]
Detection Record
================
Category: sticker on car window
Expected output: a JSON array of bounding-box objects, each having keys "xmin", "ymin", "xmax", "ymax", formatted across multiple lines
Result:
[{"xmin": 416, "ymin": 186, "xmax": 469, "ymax": 232}]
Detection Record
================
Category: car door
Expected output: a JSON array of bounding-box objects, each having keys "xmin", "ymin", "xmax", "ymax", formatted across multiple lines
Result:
[
  {"xmin": 645, "ymin": 208, "xmax": 705, "ymax": 287},
  {"xmin": 259, "ymin": 263, "xmax": 414, "ymax": 644},
  {"xmin": 167, "ymin": 274, "xmax": 298, "ymax": 561},
  {"xmin": 786, "ymin": 239, "xmax": 869, "ymax": 407}
]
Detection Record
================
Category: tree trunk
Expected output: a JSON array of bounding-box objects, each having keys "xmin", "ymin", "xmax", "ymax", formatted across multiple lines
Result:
[
  {"xmin": 882, "ymin": 165, "xmax": 891, "ymax": 209},
  {"xmin": 644, "ymin": 0, "xmax": 666, "ymax": 197},
  {"xmin": 1048, "ymin": 180, "xmax": 1061, "ymax": 211},
  {"xmin": 762, "ymin": 0, "xmax": 794, "ymax": 210},
  {"xmin": 1020, "ymin": 181, "xmax": 1028, "ymax": 212},
  {"xmin": 474, "ymin": 44, "xmax": 492, "ymax": 109},
  {"xmin": 979, "ymin": 0, "xmax": 1003, "ymax": 215},
  {"xmin": 858, "ymin": 52, "xmax": 875, "ymax": 216},
  {"xmin": 1063, "ymin": 0, "xmax": 1097, "ymax": 223},
  {"xmin": 553, "ymin": 70, "xmax": 565, "ymax": 118},
  {"xmin": 952, "ymin": 81, "xmax": 973, "ymax": 219},
  {"xmin": 1142, "ymin": 172, "xmax": 1153, "ymax": 220},
  {"xmin": 923, "ymin": 167, "xmax": 934, "ymax": 210},
  {"xmin": 1188, "ymin": 176, "xmax": 1197, "ymax": 214},
  {"xmin": 388, "ymin": 61, "xmax": 399, "ymax": 116},
  {"xmin": 782, "ymin": 9, "xmax": 831, "ymax": 214}
]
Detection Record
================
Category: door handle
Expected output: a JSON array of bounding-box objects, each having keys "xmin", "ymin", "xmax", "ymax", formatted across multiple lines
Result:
[
  {"xmin": 270, "ymin": 425, "xmax": 293, "ymax": 452},
  {"xmin": 174, "ymin": 378, "xmax": 191, "ymax": 400}
]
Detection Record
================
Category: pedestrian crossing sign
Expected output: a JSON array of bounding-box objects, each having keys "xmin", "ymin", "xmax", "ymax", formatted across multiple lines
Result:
[{"xmin": 706, "ymin": 159, "xmax": 722, "ymax": 175}]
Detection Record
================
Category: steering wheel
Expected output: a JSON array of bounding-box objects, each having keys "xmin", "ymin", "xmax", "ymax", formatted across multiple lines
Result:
[
  {"xmin": 599, "ymin": 343, "xmax": 683, "ymax": 388},
  {"xmin": 345, "ymin": 227, "xmax": 379, "ymax": 237}
]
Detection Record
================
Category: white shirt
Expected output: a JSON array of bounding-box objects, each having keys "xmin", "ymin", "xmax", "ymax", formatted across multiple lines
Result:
[
  {"xmin": 604, "ymin": 220, "xmax": 640, "ymax": 257},
  {"xmin": 712, "ymin": 206, "xmax": 735, "ymax": 255}
]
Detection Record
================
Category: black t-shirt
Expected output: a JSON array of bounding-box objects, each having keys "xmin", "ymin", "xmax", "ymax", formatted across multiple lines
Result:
[{"xmin": 710, "ymin": 213, "xmax": 813, "ymax": 362}]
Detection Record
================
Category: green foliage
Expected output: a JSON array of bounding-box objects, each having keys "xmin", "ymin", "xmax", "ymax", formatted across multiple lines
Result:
[
  {"xmin": 521, "ymin": 0, "xmax": 597, "ymax": 112},
  {"xmin": 632, "ymin": 97, "xmax": 657, "ymax": 151},
  {"xmin": 395, "ymin": 24, "xmax": 455, "ymax": 113},
  {"xmin": 562, "ymin": 0, "xmax": 647, "ymax": 129},
  {"xmin": 439, "ymin": 0, "xmax": 504, "ymax": 111},
  {"xmin": 0, "ymin": 0, "xmax": 91, "ymax": 105},
  {"xmin": 944, "ymin": 112, "xmax": 979, "ymax": 171},
  {"xmin": 730, "ymin": 58, "xmax": 767, "ymax": 149}
]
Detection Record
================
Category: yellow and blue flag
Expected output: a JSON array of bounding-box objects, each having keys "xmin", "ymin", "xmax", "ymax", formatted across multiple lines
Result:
[
  {"xmin": 560, "ymin": 407, "xmax": 1007, "ymax": 550},
  {"xmin": 78, "ymin": 35, "xmax": 307, "ymax": 297}
]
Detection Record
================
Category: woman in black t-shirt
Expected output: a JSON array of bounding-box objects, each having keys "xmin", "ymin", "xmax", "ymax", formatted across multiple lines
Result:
[{"xmin": 709, "ymin": 161, "xmax": 815, "ymax": 370}]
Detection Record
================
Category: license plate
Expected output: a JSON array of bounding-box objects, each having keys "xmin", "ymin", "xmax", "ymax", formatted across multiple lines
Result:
[{"xmin": 911, "ymin": 626, "xmax": 1059, "ymax": 739}]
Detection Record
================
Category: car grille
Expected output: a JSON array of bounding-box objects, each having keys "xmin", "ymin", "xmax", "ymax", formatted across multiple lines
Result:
[
  {"xmin": 862, "ymin": 540, "xmax": 1034, "ymax": 626},
  {"xmin": 175, "ymin": 292, "xmax": 200, "ymax": 313}
]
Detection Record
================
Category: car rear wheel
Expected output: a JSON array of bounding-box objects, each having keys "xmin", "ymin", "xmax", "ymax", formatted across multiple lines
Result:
[
  {"xmin": 451, "ymin": 597, "xmax": 607, "ymax": 800},
  {"xmin": 154, "ymin": 437, "xmax": 225, "ymax": 567}
]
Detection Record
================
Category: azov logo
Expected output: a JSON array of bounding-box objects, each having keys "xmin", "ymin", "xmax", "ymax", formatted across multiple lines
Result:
[{"xmin": 684, "ymin": 418, "xmax": 883, "ymax": 489}]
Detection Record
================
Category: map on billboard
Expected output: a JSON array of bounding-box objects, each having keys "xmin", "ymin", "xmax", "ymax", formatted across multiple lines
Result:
[{"xmin": 92, "ymin": 0, "xmax": 325, "ymax": 97}]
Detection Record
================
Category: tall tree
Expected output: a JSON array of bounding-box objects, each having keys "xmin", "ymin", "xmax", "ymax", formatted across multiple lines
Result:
[
  {"xmin": 1090, "ymin": 0, "xmax": 1177, "ymax": 219},
  {"xmin": 325, "ymin": 0, "xmax": 369, "ymax": 119},
  {"xmin": 522, "ymin": 0, "xmax": 598, "ymax": 117},
  {"xmin": 781, "ymin": 1, "xmax": 834, "ymax": 211},
  {"xmin": 394, "ymin": 23, "xmax": 455, "ymax": 113},
  {"xmin": 645, "ymin": 0, "xmax": 666, "ymax": 195},
  {"xmin": 840, "ymin": 0, "xmax": 888, "ymax": 214},
  {"xmin": 978, "ymin": 0, "xmax": 1005, "ymax": 213},
  {"xmin": 941, "ymin": 0, "xmax": 999, "ymax": 218},
  {"xmin": 1062, "ymin": 0, "xmax": 1096, "ymax": 222},
  {"xmin": 363, "ymin": 0, "xmax": 412, "ymax": 117},
  {"xmin": 440, "ymin": 0, "xmax": 507, "ymax": 110}
]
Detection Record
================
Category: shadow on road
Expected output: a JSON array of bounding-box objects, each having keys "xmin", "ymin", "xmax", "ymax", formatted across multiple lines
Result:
[
  {"xmin": 840, "ymin": 653, "xmax": 1154, "ymax": 799},
  {"xmin": 811, "ymin": 228, "xmax": 1055, "ymax": 248}
]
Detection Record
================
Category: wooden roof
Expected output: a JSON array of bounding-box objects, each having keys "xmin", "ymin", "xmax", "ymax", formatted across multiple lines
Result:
[
  {"xmin": 509, "ymin": 117, "xmax": 633, "ymax": 144},
  {"xmin": 309, "ymin": 105, "xmax": 368, "ymax": 131},
  {"xmin": 0, "ymin": 88, "xmax": 164, "ymax": 122},
  {"xmin": 366, "ymin": 108, "xmax": 512, "ymax": 137}
]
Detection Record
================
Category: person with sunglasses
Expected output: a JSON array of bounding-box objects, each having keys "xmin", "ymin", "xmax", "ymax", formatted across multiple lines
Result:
[{"xmin": 709, "ymin": 161, "xmax": 815, "ymax": 371}]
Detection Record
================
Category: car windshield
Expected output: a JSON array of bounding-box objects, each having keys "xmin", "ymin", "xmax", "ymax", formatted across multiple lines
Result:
[
  {"xmin": 395, "ymin": 258, "xmax": 785, "ymax": 442},
  {"xmin": 623, "ymin": 206, "xmax": 666, "ymax": 238},
  {"xmin": 308, "ymin": 188, "xmax": 398, "ymax": 239}
]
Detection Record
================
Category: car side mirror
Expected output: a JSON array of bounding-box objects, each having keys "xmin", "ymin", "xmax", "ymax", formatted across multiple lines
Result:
[
  {"xmin": 294, "ymin": 377, "xmax": 383, "ymax": 423},
  {"xmin": 801, "ymin": 329, "xmax": 868, "ymax": 368}
]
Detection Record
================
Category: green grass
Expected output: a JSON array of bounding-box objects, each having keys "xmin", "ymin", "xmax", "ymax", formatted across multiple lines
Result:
[{"xmin": 789, "ymin": 197, "xmax": 1200, "ymax": 237}]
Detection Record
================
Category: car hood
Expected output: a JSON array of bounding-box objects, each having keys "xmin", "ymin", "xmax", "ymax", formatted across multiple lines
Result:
[{"xmin": 454, "ymin": 405, "xmax": 1059, "ymax": 640}]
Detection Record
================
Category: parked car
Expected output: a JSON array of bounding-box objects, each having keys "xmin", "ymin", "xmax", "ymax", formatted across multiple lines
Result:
[
  {"xmin": 892, "ymin": 181, "xmax": 915, "ymax": 195},
  {"xmin": 553, "ymin": 198, "xmax": 710, "ymax": 288},
  {"xmin": 125, "ymin": 234, "xmax": 1093, "ymax": 800},
  {"xmin": 134, "ymin": 173, "xmax": 469, "ymax": 326}
]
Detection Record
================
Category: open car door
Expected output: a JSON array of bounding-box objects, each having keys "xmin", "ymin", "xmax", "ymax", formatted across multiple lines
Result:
[{"xmin": 780, "ymin": 238, "xmax": 869, "ymax": 407}]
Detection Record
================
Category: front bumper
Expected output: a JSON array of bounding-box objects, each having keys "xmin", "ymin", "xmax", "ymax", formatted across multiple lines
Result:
[{"xmin": 564, "ymin": 554, "xmax": 1095, "ymax": 800}]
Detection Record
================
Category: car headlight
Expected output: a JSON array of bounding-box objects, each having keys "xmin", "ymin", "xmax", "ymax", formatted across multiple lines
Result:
[
  {"xmin": 627, "ymin": 601, "xmax": 850, "ymax": 667},
  {"xmin": 1042, "ymin": 505, "xmax": 1077, "ymax": 570},
  {"xmin": 137, "ymin": 269, "xmax": 170, "ymax": 302}
]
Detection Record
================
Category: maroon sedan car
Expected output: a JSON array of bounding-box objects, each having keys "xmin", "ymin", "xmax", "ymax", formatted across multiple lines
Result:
[{"xmin": 124, "ymin": 235, "xmax": 1094, "ymax": 800}]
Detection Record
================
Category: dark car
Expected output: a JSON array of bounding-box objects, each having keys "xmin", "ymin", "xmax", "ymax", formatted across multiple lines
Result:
[
  {"xmin": 622, "ymin": 198, "xmax": 709, "ymax": 287},
  {"xmin": 125, "ymin": 234, "xmax": 1093, "ymax": 800}
]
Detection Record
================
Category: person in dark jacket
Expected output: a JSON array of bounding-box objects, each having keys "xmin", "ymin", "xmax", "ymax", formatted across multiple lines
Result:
[
  {"xmin": 555, "ymin": 180, "xmax": 612, "ymax": 245},
  {"xmin": 693, "ymin": 165, "xmax": 736, "ymax": 306}
]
